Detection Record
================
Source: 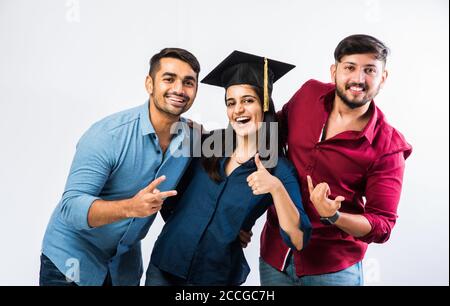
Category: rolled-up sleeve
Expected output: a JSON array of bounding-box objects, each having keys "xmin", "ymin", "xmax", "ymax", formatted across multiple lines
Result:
[
  {"xmin": 357, "ymin": 150, "xmax": 408, "ymax": 244},
  {"xmin": 278, "ymin": 166, "xmax": 312, "ymax": 250},
  {"xmin": 59, "ymin": 129, "xmax": 114, "ymax": 230}
]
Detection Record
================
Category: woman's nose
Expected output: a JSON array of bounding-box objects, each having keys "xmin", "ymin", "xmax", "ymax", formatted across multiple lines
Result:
[{"xmin": 234, "ymin": 102, "xmax": 244, "ymax": 113}]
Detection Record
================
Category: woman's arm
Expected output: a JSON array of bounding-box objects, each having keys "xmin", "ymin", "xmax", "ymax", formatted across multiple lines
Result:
[
  {"xmin": 269, "ymin": 182, "xmax": 304, "ymax": 250},
  {"xmin": 247, "ymin": 154, "xmax": 309, "ymax": 251}
]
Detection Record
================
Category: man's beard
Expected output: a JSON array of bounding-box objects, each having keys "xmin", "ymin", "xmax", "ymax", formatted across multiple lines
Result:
[{"xmin": 335, "ymin": 81, "xmax": 378, "ymax": 109}]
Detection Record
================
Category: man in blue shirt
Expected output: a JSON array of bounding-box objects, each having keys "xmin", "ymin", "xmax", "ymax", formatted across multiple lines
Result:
[{"xmin": 40, "ymin": 48, "xmax": 201, "ymax": 286}]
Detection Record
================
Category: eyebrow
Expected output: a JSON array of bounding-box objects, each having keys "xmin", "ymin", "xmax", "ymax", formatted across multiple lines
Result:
[
  {"xmin": 343, "ymin": 61, "xmax": 377, "ymax": 68},
  {"xmin": 226, "ymin": 94, "xmax": 257, "ymax": 102},
  {"xmin": 161, "ymin": 72, "xmax": 197, "ymax": 82}
]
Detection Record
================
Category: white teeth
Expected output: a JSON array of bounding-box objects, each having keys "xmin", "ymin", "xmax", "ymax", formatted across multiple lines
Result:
[
  {"xmin": 235, "ymin": 117, "xmax": 250, "ymax": 122},
  {"xmin": 168, "ymin": 96, "xmax": 185, "ymax": 103},
  {"xmin": 350, "ymin": 86, "xmax": 363, "ymax": 91}
]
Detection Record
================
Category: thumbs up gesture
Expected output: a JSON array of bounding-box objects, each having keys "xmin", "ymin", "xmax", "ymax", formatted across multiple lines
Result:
[
  {"xmin": 246, "ymin": 154, "xmax": 281, "ymax": 195},
  {"xmin": 307, "ymin": 175, "xmax": 345, "ymax": 217},
  {"xmin": 127, "ymin": 175, "xmax": 178, "ymax": 218}
]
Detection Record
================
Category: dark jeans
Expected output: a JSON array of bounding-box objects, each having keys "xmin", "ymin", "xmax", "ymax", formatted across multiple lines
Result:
[
  {"xmin": 145, "ymin": 263, "xmax": 190, "ymax": 286},
  {"xmin": 39, "ymin": 253, "xmax": 112, "ymax": 286}
]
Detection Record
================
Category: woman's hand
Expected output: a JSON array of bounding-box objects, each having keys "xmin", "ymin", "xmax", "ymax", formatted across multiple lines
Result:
[{"xmin": 246, "ymin": 154, "xmax": 282, "ymax": 195}]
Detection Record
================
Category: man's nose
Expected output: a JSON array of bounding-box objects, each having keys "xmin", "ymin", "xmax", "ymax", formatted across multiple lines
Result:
[
  {"xmin": 351, "ymin": 68, "xmax": 366, "ymax": 83},
  {"xmin": 172, "ymin": 79, "xmax": 184, "ymax": 93}
]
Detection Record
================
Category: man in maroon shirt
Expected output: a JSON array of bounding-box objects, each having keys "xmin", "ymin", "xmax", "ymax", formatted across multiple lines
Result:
[{"xmin": 259, "ymin": 34, "xmax": 412, "ymax": 285}]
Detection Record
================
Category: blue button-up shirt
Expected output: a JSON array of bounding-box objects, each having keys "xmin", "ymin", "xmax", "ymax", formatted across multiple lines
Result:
[
  {"xmin": 42, "ymin": 101, "xmax": 198, "ymax": 285},
  {"xmin": 149, "ymin": 156, "xmax": 312, "ymax": 285}
]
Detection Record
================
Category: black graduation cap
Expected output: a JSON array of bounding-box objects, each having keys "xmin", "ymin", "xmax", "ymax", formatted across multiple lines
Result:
[{"xmin": 201, "ymin": 50, "xmax": 295, "ymax": 112}]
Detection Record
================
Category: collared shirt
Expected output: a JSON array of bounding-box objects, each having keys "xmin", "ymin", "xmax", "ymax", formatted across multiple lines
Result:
[
  {"xmin": 261, "ymin": 79, "xmax": 412, "ymax": 276},
  {"xmin": 149, "ymin": 156, "xmax": 312, "ymax": 285},
  {"xmin": 42, "ymin": 101, "xmax": 198, "ymax": 285}
]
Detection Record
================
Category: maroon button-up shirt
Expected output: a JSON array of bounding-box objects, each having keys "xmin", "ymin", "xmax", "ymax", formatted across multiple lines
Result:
[{"xmin": 260, "ymin": 79, "xmax": 412, "ymax": 276}]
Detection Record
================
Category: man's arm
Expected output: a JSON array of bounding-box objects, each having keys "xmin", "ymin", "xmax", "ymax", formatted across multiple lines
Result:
[
  {"xmin": 59, "ymin": 129, "xmax": 176, "ymax": 229},
  {"xmin": 355, "ymin": 151, "xmax": 407, "ymax": 243},
  {"xmin": 333, "ymin": 213, "xmax": 372, "ymax": 237},
  {"xmin": 87, "ymin": 176, "xmax": 177, "ymax": 228},
  {"xmin": 307, "ymin": 151, "xmax": 407, "ymax": 242},
  {"xmin": 58, "ymin": 130, "xmax": 114, "ymax": 230},
  {"xmin": 277, "ymin": 98, "xmax": 291, "ymax": 148}
]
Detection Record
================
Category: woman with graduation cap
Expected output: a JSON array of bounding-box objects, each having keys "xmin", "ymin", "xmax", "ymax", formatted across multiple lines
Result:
[{"xmin": 145, "ymin": 51, "xmax": 312, "ymax": 286}]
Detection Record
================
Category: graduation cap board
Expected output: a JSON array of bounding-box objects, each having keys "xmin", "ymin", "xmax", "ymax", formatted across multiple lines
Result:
[{"xmin": 201, "ymin": 50, "xmax": 295, "ymax": 112}]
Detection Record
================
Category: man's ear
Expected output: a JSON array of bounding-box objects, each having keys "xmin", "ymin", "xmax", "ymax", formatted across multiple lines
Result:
[
  {"xmin": 145, "ymin": 75, "xmax": 154, "ymax": 95},
  {"xmin": 330, "ymin": 63, "xmax": 337, "ymax": 83},
  {"xmin": 379, "ymin": 69, "xmax": 388, "ymax": 89}
]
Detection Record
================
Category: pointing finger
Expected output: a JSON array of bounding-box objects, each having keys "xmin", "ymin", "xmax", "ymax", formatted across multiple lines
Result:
[
  {"xmin": 158, "ymin": 190, "xmax": 178, "ymax": 200},
  {"xmin": 145, "ymin": 175, "xmax": 166, "ymax": 193}
]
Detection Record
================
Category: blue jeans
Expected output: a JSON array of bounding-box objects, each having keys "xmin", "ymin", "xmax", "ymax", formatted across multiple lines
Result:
[
  {"xmin": 145, "ymin": 263, "xmax": 190, "ymax": 286},
  {"xmin": 259, "ymin": 255, "xmax": 364, "ymax": 286},
  {"xmin": 39, "ymin": 253, "xmax": 112, "ymax": 286},
  {"xmin": 39, "ymin": 254, "xmax": 78, "ymax": 286}
]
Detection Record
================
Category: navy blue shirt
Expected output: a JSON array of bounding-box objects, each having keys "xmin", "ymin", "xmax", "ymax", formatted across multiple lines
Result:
[{"xmin": 149, "ymin": 156, "xmax": 312, "ymax": 285}]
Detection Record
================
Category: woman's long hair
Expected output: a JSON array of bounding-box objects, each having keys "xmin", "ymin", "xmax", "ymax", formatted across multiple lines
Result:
[{"xmin": 201, "ymin": 85, "xmax": 286, "ymax": 182}]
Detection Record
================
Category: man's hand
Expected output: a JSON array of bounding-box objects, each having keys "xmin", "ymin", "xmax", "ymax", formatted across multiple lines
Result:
[
  {"xmin": 307, "ymin": 175, "xmax": 344, "ymax": 217},
  {"xmin": 247, "ymin": 154, "xmax": 282, "ymax": 195},
  {"xmin": 126, "ymin": 175, "xmax": 177, "ymax": 218},
  {"xmin": 239, "ymin": 230, "xmax": 253, "ymax": 248}
]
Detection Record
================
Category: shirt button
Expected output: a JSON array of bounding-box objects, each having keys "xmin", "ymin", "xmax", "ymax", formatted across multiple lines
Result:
[{"xmin": 156, "ymin": 150, "xmax": 161, "ymax": 154}]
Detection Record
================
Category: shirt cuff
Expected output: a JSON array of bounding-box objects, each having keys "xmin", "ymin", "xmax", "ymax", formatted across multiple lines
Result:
[
  {"xmin": 356, "ymin": 214, "xmax": 392, "ymax": 244},
  {"xmin": 61, "ymin": 194, "xmax": 100, "ymax": 230},
  {"xmin": 279, "ymin": 229, "xmax": 296, "ymax": 250},
  {"xmin": 279, "ymin": 217, "xmax": 312, "ymax": 250}
]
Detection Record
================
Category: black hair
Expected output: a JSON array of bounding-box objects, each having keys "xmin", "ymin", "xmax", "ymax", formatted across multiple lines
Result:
[
  {"xmin": 149, "ymin": 48, "xmax": 200, "ymax": 78},
  {"xmin": 334, "ymin": 34, "xmax": 390, "ymax": 64},
  {"xmin": 201, "ymin": 85, "xmax": 285, "ymax": 182}
]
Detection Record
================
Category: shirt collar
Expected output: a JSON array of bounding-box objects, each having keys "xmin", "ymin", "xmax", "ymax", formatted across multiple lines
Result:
[
  {"xmin": 322, "ymin": 88, "xmax": 378, "ymax": 145},
  {"xmin": 138, "ymin": 100, "xmax": 188, "ymax": 138},
  {"xmin": 139, "ymin": 100, "xmax": 156, "ymax": 136},
  {"xmin": 218, "ymin": 155, "xmax": 257, "ymax": 178},
  {"xmin": 358, "ymin": 101, "xmax": 377, "ymax": 145}
]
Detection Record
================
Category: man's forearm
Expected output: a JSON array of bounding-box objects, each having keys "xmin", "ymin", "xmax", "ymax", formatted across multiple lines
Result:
[
  {"xmin": 334, "ymin": 212, "xmax": 372, "ymax": 237},
  {"xmin": 87, "ymin": 198, "xmax": 131, "ymax": 228}
]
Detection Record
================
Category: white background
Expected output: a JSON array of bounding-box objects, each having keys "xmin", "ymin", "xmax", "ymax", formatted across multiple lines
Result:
[{"xmin": 0, "ymin": 0, "xmax": 448, "ymax": 286}]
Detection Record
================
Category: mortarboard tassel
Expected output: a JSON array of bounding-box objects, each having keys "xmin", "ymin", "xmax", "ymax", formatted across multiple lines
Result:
[{"xmin": 263, "ymin": 57, "xmax": 269, "ymax": 112}]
